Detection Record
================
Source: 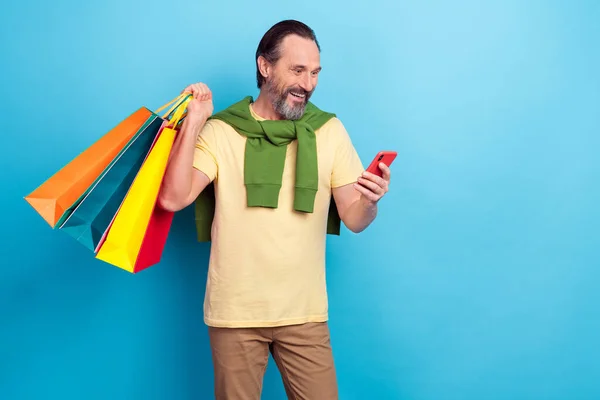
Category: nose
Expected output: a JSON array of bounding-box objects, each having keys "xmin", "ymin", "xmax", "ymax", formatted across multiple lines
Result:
[{"xmin": 300, "ymin": 72, "xmax": 315, "ymax": 93}]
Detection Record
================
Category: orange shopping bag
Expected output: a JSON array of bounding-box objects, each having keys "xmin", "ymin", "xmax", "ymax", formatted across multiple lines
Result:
[{"xmin": 24, "ymin": 95, "xmax": 187, "ymax": 228}]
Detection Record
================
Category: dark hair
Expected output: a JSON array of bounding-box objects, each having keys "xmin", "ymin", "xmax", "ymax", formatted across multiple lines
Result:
[{"xmin": 255, "ymin": 20, "xmax": 321, "ymax": 88}]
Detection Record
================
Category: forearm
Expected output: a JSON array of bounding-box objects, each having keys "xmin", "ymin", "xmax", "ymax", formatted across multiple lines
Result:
[
  {"xmin": 159, "ymin": 115, "xmax": 207, "ymax": 209},
  {"xmin": 342, "ymin": 196, "xmax": 378, "ymax": 233}
]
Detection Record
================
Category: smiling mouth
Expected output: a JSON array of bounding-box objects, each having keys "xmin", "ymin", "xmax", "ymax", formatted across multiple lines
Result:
[{"xmin": 289, "ymin": 91, "xmax": 306, "ymax": 99}]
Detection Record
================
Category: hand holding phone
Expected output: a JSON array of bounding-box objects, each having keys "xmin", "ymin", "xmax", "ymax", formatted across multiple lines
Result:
[
  {"xmin": 365, "ymin": 151, "xmax": 397, "ymax": 178},
  {"xmin": 354, "ymin": 150, "xmax": 396, "ymax": 203}
]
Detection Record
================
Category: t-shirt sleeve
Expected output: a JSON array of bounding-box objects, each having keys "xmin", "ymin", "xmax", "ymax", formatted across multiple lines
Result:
[
  {"xmin": 329, "ymin": 118, "xmax": 365, "ymax": 188},
  {"xmin": 193, "ymin": 119, "xmax": 219, "ymax": 182}
]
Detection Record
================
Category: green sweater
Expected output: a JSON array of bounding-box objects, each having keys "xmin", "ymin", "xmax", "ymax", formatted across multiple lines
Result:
[{"xmin": 193, "ymin": 96, "xmax": 342, "ymax": 242}]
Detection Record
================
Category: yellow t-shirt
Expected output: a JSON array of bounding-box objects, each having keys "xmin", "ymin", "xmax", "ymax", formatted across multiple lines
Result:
[{"xmin": 193, "ymin": 103, "xmax": 364, "ymax": 328}]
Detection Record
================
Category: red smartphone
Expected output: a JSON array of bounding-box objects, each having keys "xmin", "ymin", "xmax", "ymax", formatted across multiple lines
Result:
[{"xmin": 366, "ymin": 151, "xmax": 397, "ymax": 177}]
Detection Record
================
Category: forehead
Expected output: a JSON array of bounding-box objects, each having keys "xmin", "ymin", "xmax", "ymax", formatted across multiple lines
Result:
[{"xmin": 277, "ymin": 34, "xmax": 320, "ymax": 66}]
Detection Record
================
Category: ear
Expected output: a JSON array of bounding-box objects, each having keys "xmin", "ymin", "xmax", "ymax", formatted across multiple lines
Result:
[{"xmin": 257, "ymin": 55, "xmax": 270, "ymax": 80}]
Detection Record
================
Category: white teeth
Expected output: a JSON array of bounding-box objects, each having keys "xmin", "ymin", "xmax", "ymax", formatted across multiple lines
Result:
[{"xmin": 290, "ymin": 92, "xmax": 305, "ymax": 98}]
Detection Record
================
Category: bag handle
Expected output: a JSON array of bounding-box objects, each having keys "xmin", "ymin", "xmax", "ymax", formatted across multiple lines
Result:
[
  {"xmin": 165, "ymin": 95, "xmax": 192, "ymax": 129},
  {"xmin": 155, "ymin": 93, "xmax": 189, "ymax": 118}
]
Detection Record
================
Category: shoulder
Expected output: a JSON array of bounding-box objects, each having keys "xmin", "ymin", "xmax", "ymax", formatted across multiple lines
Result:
[
  {"xmin": 317, "ymin": 117, "xmax": 353, "ymax": 143},
  {"xmin": 200, "ymin": 117, "xmax": 238, "ymax": 139},
  {"xmin": 202, "ymin": 118, "xmax": 232, "ymax": 132},
  {"xmin": 319, "ymin": 116, "xmax": 346, "ymax": 131}
]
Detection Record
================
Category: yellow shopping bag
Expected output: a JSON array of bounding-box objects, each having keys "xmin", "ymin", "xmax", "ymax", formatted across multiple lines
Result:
[{"xmin": 95, "ymin": 94, "xmax": 191, "ymax": 272}]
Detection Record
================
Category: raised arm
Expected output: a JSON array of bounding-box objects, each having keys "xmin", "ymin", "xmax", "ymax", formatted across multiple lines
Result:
[{"xmin": 158, "ymin": 83, "xmax": 214, "ymax": 212}]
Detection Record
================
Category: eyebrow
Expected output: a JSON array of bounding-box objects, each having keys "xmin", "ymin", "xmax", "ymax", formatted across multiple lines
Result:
[{"xmin": 291, "ymin": 64, "xmax": 322, "ymax": 72}]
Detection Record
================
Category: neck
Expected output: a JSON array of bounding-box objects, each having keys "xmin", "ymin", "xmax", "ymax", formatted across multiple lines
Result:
[{"xmin": 252, "ymin": 90, "xmax": 285, "ymax": 120}]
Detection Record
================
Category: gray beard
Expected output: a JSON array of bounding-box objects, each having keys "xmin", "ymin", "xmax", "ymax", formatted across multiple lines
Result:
[{"xmin": 265, "ymin": 81, "xmax": 310, "ymax": 120}]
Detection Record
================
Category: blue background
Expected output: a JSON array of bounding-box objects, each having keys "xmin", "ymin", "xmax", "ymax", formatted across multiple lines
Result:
[{"xmin": 1, "ymin": 1, "xmax": 599, "ymax": 399}]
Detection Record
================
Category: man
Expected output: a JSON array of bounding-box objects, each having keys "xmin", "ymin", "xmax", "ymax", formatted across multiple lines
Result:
[{"xmin": 158, "ymin": 19, "xmax": 392, "ymax": 400}]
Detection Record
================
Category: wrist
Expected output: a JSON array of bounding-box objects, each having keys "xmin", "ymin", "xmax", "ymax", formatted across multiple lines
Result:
[
  {"xmin": 187, "ymin": 111, "xmax": 209, "ymax": 125},
  {"xmin": 359, "ymin": 194, "xmax": 377, "ymax": 208},
  {"xmin": 183, "ymin": 114, "xmax": 208, "ymax": 134},
  {"xmin": 359, "ymin": 195, "xmax": 377, "ymax": 210}
]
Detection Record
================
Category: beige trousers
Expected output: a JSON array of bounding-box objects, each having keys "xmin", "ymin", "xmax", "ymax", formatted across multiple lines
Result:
[{"xmin": 208, "ymin": 322, "xmax": 338, "ymax": 400}]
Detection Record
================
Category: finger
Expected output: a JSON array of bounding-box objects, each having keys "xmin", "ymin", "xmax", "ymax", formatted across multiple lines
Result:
[
  {"xmin": 361, "ymin": 171, "xmax": 387, "ymax": 188},
  {"xmin": 201, "ymin": 90, "xmax": 212, "ymax": 101},
  {"xmin": 357, "ymin": 176, "xmax": 384, "ymax": 195},
  {"xmin": 353, "ymin": 183, "xmax": 379, "ymax": 202},
  {"xmin": 379, "ymin": 162, "xmax": 391, "ymax": 181},
  {"xmin": 191, "ymin": 84, "xmax": 202, "ymax": 98},
  {"xmin": 201, "ymin": 86, "xmax": 212, "ymax": 99}
]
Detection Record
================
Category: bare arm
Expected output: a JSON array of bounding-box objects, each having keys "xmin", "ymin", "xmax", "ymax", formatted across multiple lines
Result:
[
  {"xmin": 332, "ymin": 184, "xmax": 377, "ymax": 233},
  {"xmin": 158, "ymin": 83, "xmax": 214, "ymax": 212},
  {"xmin": 158, "ymin": 116, "xmax": 210, "ymax": 211},
  {"xmin": 332, "ymin": 163, "xmax": 391, "ymax": 233}
]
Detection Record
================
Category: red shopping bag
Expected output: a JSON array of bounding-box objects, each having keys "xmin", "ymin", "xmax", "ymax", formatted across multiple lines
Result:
[{"xmin": 134, "ymin": 204, "xmax": 175, "ymax": 272}]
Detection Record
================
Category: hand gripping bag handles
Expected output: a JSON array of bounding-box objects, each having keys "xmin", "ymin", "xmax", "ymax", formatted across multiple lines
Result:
[{"xmin": 94, "ymin": 94, "xmax": 192, "ymax": 273}]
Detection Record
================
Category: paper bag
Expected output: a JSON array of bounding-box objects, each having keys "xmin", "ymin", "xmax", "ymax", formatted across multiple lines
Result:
[
  {"xmin": 25, "ymin": 108, "xmax": 152, "ymax": 227},
  {"xmin": 95, "ymin": 96, "xmax": 190, "ymax": 273},
  {"xmin": 59, "ymin": 114, "xmax": 165, "ymax": 251},
  {"xmin": 24, "ymin": 93, "xmax": 189, "ymax": 227}
]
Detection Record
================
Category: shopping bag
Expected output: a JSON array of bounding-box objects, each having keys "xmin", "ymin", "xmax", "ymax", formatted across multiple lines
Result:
[
  {"xmin": 134, "ymin": 201, "xmax": 175, "ymax": 271},
  {"xmin": 53, "ymin": 115, "xmax": 158, "ymax": 230},
  {"xmin": 24, "ymin": 94, "xmax": 188, "ymax": 227},
  {"xmin": 95, "ymin": 95, "xmax": 191, "ymax": 273},
  {"xmin": 24, "ymin": 108, "xmax": 151, "ymax": 227},
  {"xmin": 58, "ymin": 114, "xmax": 165, "ymax": 251}
]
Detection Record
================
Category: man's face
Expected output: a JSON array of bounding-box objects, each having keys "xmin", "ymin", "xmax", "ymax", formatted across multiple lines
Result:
[{"xmin": 263, "ymin": 34, "xmax": 322, "ymax": 120}]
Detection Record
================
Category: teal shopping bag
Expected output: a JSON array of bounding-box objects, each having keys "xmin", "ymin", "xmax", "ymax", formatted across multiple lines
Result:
[{"xmin": 58, "ymin": 114, "xmax": 165, "ymax": 251}]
